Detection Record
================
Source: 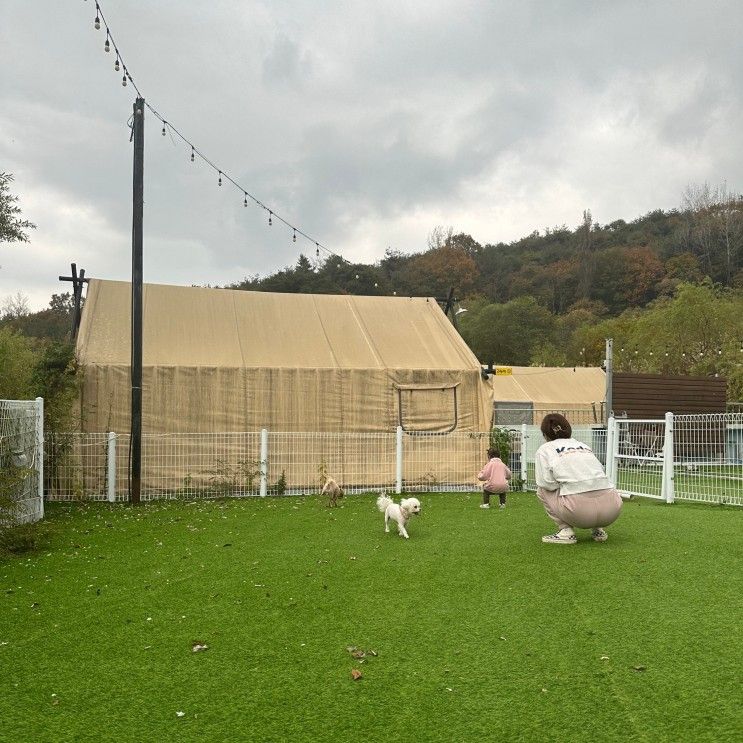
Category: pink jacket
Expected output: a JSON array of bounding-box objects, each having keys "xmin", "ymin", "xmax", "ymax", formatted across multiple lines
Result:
[{"xmin": 478, "ymin": 457, "xmax": 512, "ymax": 493}]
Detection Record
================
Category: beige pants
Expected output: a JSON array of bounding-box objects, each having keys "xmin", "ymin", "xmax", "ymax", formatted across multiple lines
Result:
[{"xmin": 536, "ymin": 487, "xmax": 622, "ymax": 530}]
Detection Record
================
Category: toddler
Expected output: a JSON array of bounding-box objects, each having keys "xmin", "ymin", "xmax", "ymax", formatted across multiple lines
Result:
[{"xmin": 477, "ymin": 448, "xmax": 512, "ymax": 509}]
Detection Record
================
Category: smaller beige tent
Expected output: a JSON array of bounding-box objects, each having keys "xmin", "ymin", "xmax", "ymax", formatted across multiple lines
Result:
[{"xmin": 489, "ymin": 366, "xmax": 606, "ymax": 425}]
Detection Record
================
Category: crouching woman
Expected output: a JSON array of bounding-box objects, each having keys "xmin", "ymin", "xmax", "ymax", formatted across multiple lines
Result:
[{"xmin": 535, "ymin": 413, "xmax": 622, "ymax": 545}]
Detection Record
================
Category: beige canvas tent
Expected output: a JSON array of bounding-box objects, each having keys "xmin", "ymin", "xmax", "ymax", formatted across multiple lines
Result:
[
  {"xmin": 76, "ymin": 279, "xmax": 493, "ymax": 434},
  {"xmin": 490, "ymin": 366, "xmax": 606, "ymax": 425}
]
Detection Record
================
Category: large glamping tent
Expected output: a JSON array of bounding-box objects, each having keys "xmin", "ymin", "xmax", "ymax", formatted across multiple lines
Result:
[{"xmin": 76, "ymin": 279, "xmax": 493, "ymax": 435}]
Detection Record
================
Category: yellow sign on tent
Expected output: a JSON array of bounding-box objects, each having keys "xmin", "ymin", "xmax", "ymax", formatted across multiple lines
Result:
[{"xmin": 495, "ymin": 366, "xmax": 513, "ymax": 375}]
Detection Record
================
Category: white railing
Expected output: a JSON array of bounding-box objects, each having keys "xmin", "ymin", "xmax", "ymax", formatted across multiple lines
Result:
[
  {"xmin": 606, "ymin": 413, "xmax": 743, "ymax": 506},
  {"xmin": 43, "ymin": 414, "xmax": 743, "ymax": 507},
  {"xmin": 46, "ymin": 428, "xmax": 518, "ymax": 502},
  {"xmin": 0, "ymin": 398, "xmax": 44, "ymax": 524}
]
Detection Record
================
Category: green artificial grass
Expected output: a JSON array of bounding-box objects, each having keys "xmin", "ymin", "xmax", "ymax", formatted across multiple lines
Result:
[{"xmin": 1, "ymin": 493, "xmax": 741, "ymax": 743}]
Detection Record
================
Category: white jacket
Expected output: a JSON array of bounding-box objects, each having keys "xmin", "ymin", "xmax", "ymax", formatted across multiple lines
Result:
[{"xmin": 535, "ymin": 437, "xmax": 612, "ymax": 495}]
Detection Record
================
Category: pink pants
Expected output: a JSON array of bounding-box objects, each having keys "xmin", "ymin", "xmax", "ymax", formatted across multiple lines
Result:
[{"xmin": 536, "ymin": 487, "xmax": 622, "ymax": 530}]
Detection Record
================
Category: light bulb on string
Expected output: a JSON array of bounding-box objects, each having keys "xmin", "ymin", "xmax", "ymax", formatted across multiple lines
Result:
[
  {"xmin": 292, "ymin": 229, "xmax": 296, "ymax": 243},
  {"xmin": 244, "ymin": 193, "xmax": 248, "ymax": 207},
  {"xmin": 218, "ymin": 171, "xmax": 222, "ymax": 186},
  {"xmin": 161, "ymin": 123, "xmax": 166, "ymax": 136},
  {"xmin": 94, "ymin": 14, "xmax": 100, "ymax": 30},
  {"xmin": 122, "ymin": 73, "xmax": 127, "ymax": 87},
  {"xmin": 190, "ymin": 146, "xmax": 195, "ymax": 162},
  {"xmin": 268, "ymin": 211, "xmax": 272, "ymax": 226},
  {"xmin": 316, "ymin": 246, "xmax": 320, "ymax": 258},
  {"xmin": 104, "ymin": 34, "xmax": 110, "ymax": 53},
  {"xmin": 114, "ymin": 56, "xmax": 120, "ymax": 71}
]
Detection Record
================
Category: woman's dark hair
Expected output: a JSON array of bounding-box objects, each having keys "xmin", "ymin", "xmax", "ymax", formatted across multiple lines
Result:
[
  {"xmin": 487, "ymin": 448, "xmax": 498, "ymax": 459},
  {"xmin": 540, "ymin": 413, "xmax": 572, "ymax": 441}
]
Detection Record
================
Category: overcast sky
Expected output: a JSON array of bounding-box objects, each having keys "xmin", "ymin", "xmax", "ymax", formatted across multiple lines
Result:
[{"xmin": 2, "ymin": 0, "xmax": 742, "ymax": 310}]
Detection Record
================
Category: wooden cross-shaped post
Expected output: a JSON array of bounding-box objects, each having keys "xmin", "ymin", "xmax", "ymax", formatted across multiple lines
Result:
[{"xmin": 58, "ymin": 263, "xmax": 90, "ymax": 338}]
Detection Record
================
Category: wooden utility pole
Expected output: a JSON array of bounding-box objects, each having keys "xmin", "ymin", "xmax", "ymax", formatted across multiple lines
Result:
[
  {"xmin": 58, "ymin": 262, "xmax": 89, "ymax": 338},
  {"xmin": 130, "ymin": 97, "xmax": 145, "ymax": 505}
]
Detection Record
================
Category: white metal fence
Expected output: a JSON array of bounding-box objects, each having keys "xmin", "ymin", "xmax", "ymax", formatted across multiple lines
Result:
[
  {"xmin": 606, "ymin": 413, "xmax": 743, "ymax": 506},
  {"xmin": 45, "ymin": 429, "xmax": 515, "ymax": 501},
  {"xmin": 42, "ymin": 413, "xmax": 742, "ymax": 507},
  {"xmin": 0, "ymin": 398, "xmax": 44, "ymax": 524}
]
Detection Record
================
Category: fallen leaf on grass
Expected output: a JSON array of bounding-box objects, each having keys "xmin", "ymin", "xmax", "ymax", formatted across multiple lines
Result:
[
  {"xmin": 351, "ymin": 669, "xmax": 362, "ymax": 680},
  {"xmin": 191, "ymin": 641, "xmax": 209, "ymax": 653},
  {"xmin": 499, "ymin": 636, "xmax": 507, "ymax": 641},
  {"xmin": 632, "ymin": 665, "xmax": 646, "ymax": 672},
  {"xmin": 600, "ymin": 655, "xmax": 610, "ymax": 661},
  {"xmin": 176, "ymin": 711, "xmax": 185, "ymax": 718}
]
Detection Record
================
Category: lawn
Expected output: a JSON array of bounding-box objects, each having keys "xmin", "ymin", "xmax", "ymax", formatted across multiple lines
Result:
[{"xmin": 1, "ymin": 493, "xmax": 741, "ymax": 742}]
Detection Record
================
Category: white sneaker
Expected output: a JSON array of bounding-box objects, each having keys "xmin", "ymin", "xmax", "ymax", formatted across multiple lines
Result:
[
  {"xmin": 592, "ymin": 528, "xmax": 608, "ymax": 542},
  {"xmin": 499, "ymin": 503, "xmax": 506, "ymax": 510},
  {"xmin": 479, "ymin": 503, "xmax": 490, "ymax": 509},
  {"xmin": 542, "ymin": 528, "xmax": 577, "ymax": 545}
]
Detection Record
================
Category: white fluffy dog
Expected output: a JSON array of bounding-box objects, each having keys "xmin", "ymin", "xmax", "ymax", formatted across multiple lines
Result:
[{"xmin": 376, "ymin": 493, "xmax": 421, "ymax": 539}]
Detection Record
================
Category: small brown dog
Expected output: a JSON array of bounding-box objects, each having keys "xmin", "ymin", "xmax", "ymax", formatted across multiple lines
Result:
[{"xmin": 321, "ymin": 475, "xmax": 344, "ymax": 507}]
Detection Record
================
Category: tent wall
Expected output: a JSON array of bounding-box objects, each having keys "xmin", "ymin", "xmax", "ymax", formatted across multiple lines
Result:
[{"xmin": 80, "ymin": 364, "xmax": 491, "ymax": 434}]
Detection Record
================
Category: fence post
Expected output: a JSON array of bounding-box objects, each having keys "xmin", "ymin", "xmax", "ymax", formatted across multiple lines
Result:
[
  {"xmin": 259, "ymin": 428, "xmax": 268, "ymax": 497},
  {"xmin": 395, "ymin": 426, "xmax": 403, "ymax": 494},
  {"xmin": 107, "ymin": 432, "xmax": 117, "ymax": 502},
  {"xmin": 662, "ymin": 412, "xmax": 675, "ymax": 503},
  {"xmin": 606, "ymin": 416, "xmax": 615, "ymax": 486},
  {"xmin": 35, "ymin": 397, "xmax": 44, "ymax": 519},
  {"xmin": 520, "ymin": 424, "xmax": 528, "ymax": 486}
]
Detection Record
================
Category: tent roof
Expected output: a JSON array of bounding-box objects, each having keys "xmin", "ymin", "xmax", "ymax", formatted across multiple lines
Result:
[
  {"xmin": 77, "ymin": 279, "xmax": 482, "ymax": 370},
  {"xmin": 490, "ymin": 366, "xmax": 605, "ymax": 406}
]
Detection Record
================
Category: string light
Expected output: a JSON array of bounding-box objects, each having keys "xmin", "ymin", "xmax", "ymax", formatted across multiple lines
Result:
[{"xmin": 88, "ymin": 0, "xmax": 349, "ymax": 280}]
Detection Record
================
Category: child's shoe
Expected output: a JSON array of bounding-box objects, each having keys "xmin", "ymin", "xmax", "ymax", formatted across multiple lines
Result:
[
  {"xmin": 499, "ymin": 503, "xmax": 506, "ymax": 510},
  {"xmin": 479, "ymin": 503, "xmax": 490, "ymax": 509}
]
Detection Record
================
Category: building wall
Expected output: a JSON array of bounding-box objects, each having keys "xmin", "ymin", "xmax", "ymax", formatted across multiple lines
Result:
[{"xmin": 612, "ymin": 373, "xmax": 727, "ymax": 418}]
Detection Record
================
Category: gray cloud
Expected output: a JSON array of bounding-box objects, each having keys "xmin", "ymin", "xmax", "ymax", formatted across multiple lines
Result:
[{"xmin": 1, "ymin": 0, "xmax": 743, "ymax": 308}]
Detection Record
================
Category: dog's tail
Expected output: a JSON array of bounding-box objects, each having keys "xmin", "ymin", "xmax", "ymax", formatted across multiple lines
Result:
[{"xmin": 376, "ymin": 493, "xmax": 393, "ymax": 512}]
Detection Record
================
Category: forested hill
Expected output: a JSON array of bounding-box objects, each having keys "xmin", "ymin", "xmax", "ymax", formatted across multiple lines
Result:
[{"xmin": 234, "ymin": 199, "xmax": 741, "ymax": 317}]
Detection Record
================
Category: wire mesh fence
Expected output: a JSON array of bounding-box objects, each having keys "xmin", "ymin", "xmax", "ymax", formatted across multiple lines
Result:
[
  {"xmin": 672, "ymin": 413, "xmax": 743, "ymax": 506},
  {"xmin": 0, "ymin": 399, "xmax": 43, "ymax": 524},
  {"xmin": 45, "ymin": 429, "xmax": 523, "ymax": 501},
  {"xmin": 41, "ymin": 413, "xmax": 742, "ymax": 507}
]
